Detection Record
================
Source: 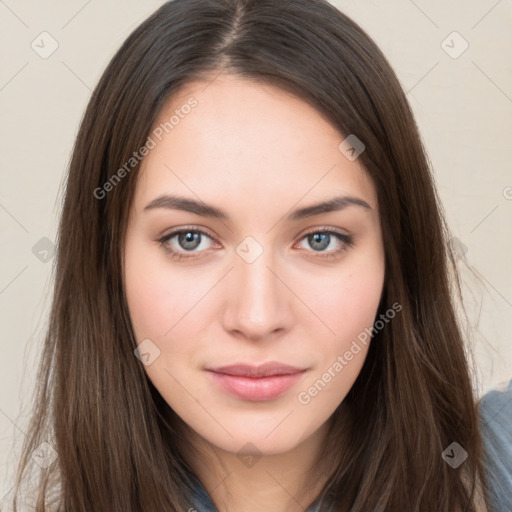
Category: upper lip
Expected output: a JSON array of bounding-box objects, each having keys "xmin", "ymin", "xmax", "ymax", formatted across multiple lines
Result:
[{"xmin": 206, "ymin": 362, "xmax": 307, "ymax": 378}]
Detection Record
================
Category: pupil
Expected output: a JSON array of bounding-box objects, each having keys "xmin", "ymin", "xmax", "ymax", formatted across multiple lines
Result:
[
  {"xmin": 310, "ymin": 233, "xmax": 329, "ymax": 250},
  {"xmin": 180, "ymin": 232, "xmax": 200, "ymax": 250}
]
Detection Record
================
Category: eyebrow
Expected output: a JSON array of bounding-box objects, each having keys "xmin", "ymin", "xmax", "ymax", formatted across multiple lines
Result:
[{"xmin": 143, "ymin": 194, "xmax": 372, "ymax": 221}]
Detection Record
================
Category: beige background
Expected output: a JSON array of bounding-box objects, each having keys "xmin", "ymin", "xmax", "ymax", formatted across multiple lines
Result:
[{"xmin": 1, "ymin": 0, "xmax": 511, "ymax": 505}]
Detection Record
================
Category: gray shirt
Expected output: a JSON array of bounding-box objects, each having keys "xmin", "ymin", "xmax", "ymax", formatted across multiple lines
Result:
[
  {"xmin": 187, "ymin": 379, "xmax": 512, "ymax": 511},
  {"xmin": 480, "ymin": 378, "xmax": 512, "ymax": 511}
]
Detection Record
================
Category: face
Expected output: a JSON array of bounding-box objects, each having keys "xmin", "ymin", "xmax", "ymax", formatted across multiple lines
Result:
[{"xmin": 123, "ymin": 74, "xmax": 385, "ymax": 457}]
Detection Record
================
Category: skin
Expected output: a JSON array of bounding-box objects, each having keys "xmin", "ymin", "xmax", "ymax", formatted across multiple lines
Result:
[{"xmin": 123, "ymin": 73, "xmax": 386, "ymax": 512}]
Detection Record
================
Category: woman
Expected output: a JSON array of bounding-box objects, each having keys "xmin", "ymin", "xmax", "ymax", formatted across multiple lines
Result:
[{"xmin": 11, "ymin": 0, "xmax": 511, "ymax": 510}]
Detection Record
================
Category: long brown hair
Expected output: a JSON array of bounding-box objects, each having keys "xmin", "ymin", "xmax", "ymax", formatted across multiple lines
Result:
[{"xmin": 12, "ymin": 0, "xmax": 489, "ymax": 510}]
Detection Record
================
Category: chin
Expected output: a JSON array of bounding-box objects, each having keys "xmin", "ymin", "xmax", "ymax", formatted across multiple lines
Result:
[{"xmin": 193, "ymin": 418, "xmax": 320, "ymax": 458}]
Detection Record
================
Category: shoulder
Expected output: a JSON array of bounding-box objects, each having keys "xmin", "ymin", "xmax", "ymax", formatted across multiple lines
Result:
[
  {"xmin": 479, "ymin": 377, "xmax": 512, "ymax": 512},
  {"xmin": 187, "ymin": 474, "xmax": 218, "ymax": 512}
]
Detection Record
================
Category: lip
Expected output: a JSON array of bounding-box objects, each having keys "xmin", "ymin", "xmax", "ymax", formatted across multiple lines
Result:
[
  {"xmin": 206, "ymin": 362, "xmax": 306, "ymax": 377},
  {"xmin": 205, "ymin": 362, "xmax": 307, "ymax": 401}
]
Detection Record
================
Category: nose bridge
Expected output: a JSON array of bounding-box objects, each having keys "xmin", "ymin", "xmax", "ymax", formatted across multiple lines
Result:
[{"xmin": 222, "ymin": 235, "xmax": 291, "ymax": 338}]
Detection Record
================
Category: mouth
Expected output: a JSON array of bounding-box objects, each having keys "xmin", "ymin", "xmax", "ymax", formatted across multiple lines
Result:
[{"xmin": 205, "ymin": 362, "xmax": 308, "ymax": 401}]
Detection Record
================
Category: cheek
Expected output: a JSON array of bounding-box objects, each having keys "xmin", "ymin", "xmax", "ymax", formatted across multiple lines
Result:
[
  {"xmin": 124, "ymin": 237, "xmax": 206, "ymax": 343},
  {"xmin": 295, "ymin": 253, "xmax": 384, "ymax": 344},
  {"xmin": 295, "ymin": 280, "xmax": 382, "ymax": 411},
  {"xmin": 338, "ymin": 269, "xmax": 384, "ymax": 337},
  {"xmin": 124, "ymin": 242, "xmax": 169, "ymax": 342},
  {"xmin": 293, "ymin": 248, "xmax": 384, "ymax": 398}
]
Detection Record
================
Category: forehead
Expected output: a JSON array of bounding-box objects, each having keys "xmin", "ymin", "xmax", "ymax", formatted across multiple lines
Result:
[{"xmin": 134, "ymin": 74, "xmax": 377, "ymax": 217}]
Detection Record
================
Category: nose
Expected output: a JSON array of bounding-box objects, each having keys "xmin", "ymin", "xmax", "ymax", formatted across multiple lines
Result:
[{"xmin": 221, "ymin": 245, "xmax": 294, "ymax": 342}]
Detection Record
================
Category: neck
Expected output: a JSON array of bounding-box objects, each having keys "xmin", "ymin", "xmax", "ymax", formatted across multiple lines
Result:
[{"xmin": 183, "ymin": 420, "xmax": 336, "ymax": 512}]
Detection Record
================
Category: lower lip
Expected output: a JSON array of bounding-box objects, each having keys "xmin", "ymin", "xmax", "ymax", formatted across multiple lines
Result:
[{"xmin": 207, "ymin": 370, "xmax": 306, "ymax": 401}]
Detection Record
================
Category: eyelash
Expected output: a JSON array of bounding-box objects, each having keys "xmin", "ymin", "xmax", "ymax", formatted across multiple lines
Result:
[{"xmin": 157, "ymin": 226, "xmax": 355, "ymax": 262}]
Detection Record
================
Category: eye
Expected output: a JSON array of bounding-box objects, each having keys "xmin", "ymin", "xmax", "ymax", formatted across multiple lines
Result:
[
  {"xmin": 157, "ymin": 226, "xmax": 355, "ymax": 262},
  {"xmin": 157, "ymin": 227, "xmax": 216, "ymax": 261},
  {"xmin": 295, "ymin": 228, "xmax": 355, "ymax": 259}
]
